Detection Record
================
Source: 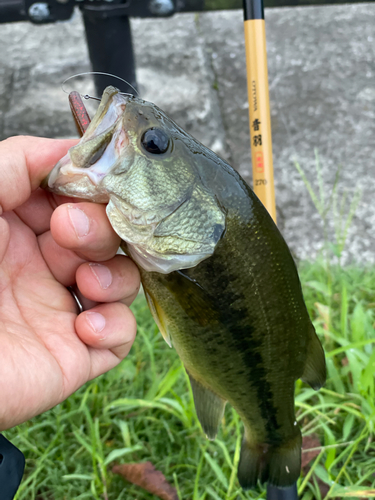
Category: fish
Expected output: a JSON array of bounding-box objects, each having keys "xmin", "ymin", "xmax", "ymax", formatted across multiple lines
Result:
[{"xmin": 44, "ymin": 86, "xmax": 326, "ymax": 490}]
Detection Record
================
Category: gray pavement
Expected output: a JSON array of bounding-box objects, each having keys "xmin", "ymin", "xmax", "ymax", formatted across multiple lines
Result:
[{"xmin": 0, "ymin": 4, "xmax": 374, "ymax": 264}]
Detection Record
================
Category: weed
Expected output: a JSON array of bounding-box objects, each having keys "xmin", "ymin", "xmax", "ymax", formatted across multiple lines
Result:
[{"xmin": 294, "ymin": 150, "xmax": 361, "ymax": 264}]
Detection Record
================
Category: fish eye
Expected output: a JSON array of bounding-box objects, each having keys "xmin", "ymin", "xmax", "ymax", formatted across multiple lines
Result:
[{"xmin": 141, "ymin": 128, "xmax": 169, "ymax": 154}]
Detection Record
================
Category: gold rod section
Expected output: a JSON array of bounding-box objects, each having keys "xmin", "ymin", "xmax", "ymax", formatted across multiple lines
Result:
[{"xmin": 244, "ymin": 19, "xmax": 277, "ymax": 223}]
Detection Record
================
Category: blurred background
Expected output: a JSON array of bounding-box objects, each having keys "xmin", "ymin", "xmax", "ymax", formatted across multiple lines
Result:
[{"xmin": 0, "ymin": 2, "xmax": 374, "ymax": 262}]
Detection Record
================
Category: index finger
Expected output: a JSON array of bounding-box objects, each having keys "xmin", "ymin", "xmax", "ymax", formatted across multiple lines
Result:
[{"xmin": 0, "ymin": 136, "xmax": 78, "ymax": 214}]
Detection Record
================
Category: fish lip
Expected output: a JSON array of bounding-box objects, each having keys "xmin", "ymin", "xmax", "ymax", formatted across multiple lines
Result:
[
  {"xmin": 46, "ymin": 90, "xmax": 129, "ymax": 194},
  {"xmin": 82, "ymin": 90, "xmax": 127, "ymax": 142}
]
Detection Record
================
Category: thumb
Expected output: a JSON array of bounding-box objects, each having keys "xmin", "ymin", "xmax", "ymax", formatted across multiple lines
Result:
[{"xmin": 0, "ymin": 136, "xmax": 78, "ymax": 213}]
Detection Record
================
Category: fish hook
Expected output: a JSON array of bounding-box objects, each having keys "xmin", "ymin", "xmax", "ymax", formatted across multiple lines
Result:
[{"xmin": 62, "ymin": 72, "xmax": 139, "ymax": 136}]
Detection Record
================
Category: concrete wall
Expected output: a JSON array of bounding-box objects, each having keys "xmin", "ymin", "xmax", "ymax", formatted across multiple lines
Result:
[{"xmin": 0, "ymin": 4, "xmax": 374, "ymax": 263}]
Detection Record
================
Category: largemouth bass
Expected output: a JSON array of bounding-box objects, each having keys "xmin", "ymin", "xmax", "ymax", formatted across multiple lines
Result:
[{"xmin": 45, "ymin": 86, "xmax": 326, "ymax": 489}]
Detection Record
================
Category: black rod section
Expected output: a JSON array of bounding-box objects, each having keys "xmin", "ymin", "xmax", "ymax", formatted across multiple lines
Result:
[
  {"xmin": 244, "ymin": 0, "xmax": 264, "ymax": 19},
  {"xmin": 267, "ymin": 484, "xmax": 299, "ymax": 500}
]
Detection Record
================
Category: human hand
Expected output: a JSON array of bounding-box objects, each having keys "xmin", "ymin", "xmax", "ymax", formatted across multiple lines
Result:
[{"xmin": 0, "ymin": 136, "xmax": 140, "ymax": 430}]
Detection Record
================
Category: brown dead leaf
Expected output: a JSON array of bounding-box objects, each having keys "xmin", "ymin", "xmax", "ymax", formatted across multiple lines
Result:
[
  {"xmin": 112, "ymin": 462, "xmax": 178, "ymax": 500},
  {"xmin": 316, "ymin": 478, "xmax": 330, "ymax": 499},
  {"xmin": 341, "ymin": 357, "xmax": 353, "ymax": 384},
  {"xmin": 301, "ymin": 434, "xmax": 321, "ymax": 469},
  {"xmin": 301, "ymin": 435, "xmax": 331, "ymax": 498}
]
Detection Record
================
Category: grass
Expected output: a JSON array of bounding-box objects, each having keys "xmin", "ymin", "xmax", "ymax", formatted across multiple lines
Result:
[
  {"xmin": 297, "ymin": 262, "xmax": 375, "ymax": 499},
  {"xmin": 4, "ymin": 261, "xmax": 375, "ymax": 499}
]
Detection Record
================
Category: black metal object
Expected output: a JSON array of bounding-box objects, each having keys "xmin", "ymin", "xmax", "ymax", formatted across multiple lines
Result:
[
  {"xmin": 0, "ymin": 0, "xmax": 74, "ymax": 23},
  {"xmin": 0, "ymin": 0, "xmax": 373, "ymax": 26},
  {"xmin": 82, "ymin": 10, "xmax": 137, "ymax": 95},
  {"xmin": 0, "ymin": 0, "xmax": 180, "ymax": 25},
  {"xmin": 0, "ymin": 434, "xmax": 25, "ymax": 500}
]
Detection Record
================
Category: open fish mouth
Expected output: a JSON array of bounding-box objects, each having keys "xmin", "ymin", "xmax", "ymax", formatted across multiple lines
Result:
[{"xmin": 46, "ymin": 87, "xmax": 129, "ymax": 201}]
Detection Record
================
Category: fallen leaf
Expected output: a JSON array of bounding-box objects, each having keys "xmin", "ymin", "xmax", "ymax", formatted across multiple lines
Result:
[
  {"xmin": 341, "ymin": 357, "xmax": 349, "ymax": 367},
  {"xmin": 341, "ymin": 357, "xmax": 353, "ymax": 384},
  {"xmin": 316, "ymin": 478, "xmax": 330, "ymax": 498},
  {"xmin": 301, "ymin": 435, "xmax": 330, "ymax": 498},
  {"xmin": 301, "ymin": 434, "xmax": 321, "ymax": 469},
  {"xmin": 113, "ymin": 462, "xmax": 178, "ymax": 500}
]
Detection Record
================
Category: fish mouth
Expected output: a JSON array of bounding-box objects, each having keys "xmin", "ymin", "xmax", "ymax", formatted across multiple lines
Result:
[{"xmin": 45, "ymin": 87, "xmax": 129, "ymax": 201}]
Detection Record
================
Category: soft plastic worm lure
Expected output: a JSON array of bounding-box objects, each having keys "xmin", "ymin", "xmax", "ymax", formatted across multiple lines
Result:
[{"xmin": 69, "ymin": 91, "xmax": 91, "ymax": 137}]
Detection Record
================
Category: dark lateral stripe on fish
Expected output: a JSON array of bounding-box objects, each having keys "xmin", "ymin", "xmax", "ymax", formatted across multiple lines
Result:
[{"xmin": 177, "ymin": 262, "xmax": 280, "ymax": 438}]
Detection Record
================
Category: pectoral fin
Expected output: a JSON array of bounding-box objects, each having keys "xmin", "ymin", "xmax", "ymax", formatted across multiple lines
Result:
[
  {"xmin": 301, "ymin": 327, "xmax": 326, "ymax": 390},
  {"xmin": 144, "ymin": 289, "xmax": 172, "ymax": 348},
  {"xmin": 187, "ymin": 372, "xmax": 226, "ymax": 440}
]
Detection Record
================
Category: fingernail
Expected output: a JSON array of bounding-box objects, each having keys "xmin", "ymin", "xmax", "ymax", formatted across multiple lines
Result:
[
  {"xmin": 89, "ymin": 263, "xmax": 112, "ymax": 289},
  {"xmin": 86, "ymin": 312, "xmax": 106, "ymax": 334},
  {"xmin": 68, "ymin": 206, "xmax": 90, "ymax": 237}
]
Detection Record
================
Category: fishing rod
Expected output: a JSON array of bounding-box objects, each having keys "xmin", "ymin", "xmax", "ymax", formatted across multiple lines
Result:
[
  {"xmin": 243, "ymin": 0, "xmax": 298, "ymax": 498},
  {"xmin": 243, "ymin": 0, "xmax": 277, "ymax": 224},
  {"xmin": 267, "ymin": 483, "xmax": 299, "ymax": 500}
]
